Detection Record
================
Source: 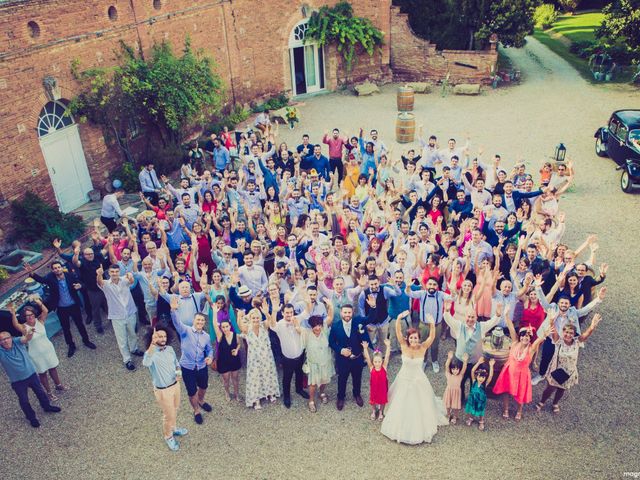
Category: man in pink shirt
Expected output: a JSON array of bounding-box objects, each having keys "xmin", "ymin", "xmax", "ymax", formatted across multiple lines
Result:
[{"xmin": 322, "ymin": 128, "xmax": 348, "ymax": 183}]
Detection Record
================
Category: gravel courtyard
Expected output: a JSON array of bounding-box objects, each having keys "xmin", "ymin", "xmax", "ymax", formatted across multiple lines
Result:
[{"xmin": 1, "ymin": 37, "xmax": 639, "ymax": 480}]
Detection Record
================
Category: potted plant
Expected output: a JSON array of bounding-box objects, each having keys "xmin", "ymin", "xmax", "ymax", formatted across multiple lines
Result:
[{"xmin": 285, "ymin": 106, "xmax": 299, "ymax": 129}]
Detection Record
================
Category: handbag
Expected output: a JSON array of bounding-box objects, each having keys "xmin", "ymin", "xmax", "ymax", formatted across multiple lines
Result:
[
  {"xmin": 302, "ymin": 360, "xmax": 310, "ymax": 374},
  {"xmin": 549, "ymin": 368, "xmax": 570, "ymax": 385},
  {"xmin": 549, "ymin": 344, "xmax": 571, "ymax": 385}
]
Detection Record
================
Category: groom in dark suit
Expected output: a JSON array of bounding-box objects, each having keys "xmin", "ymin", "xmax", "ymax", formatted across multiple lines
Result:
[{"xmin": 329, "ymin": 304, "xmax": 369, "ymax": 410}]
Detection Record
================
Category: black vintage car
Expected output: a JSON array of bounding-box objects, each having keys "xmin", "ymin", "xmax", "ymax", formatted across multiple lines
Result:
[{"xmin": 594, "ymin": 109, "xmax": 640, "ymax": 193}]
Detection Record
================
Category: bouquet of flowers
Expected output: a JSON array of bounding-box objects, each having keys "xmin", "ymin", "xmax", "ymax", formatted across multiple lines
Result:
[{"xmin": 285, "ymin": 106, "xmax": 299, "ymax": 129}]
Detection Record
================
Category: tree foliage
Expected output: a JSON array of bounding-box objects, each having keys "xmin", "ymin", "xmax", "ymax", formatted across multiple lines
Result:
[
  {"xmin": 596, "ymin": 0, "xmax": 640, "ymax": 60},
  {"xmin": 70, "ymin": 38, "xmax": 224, "ymax": 160},
  {"xmin": 393, "ymin": 0, "xmax": 537, "ymax": 49},
  {"xmin": 306, "ymin": 1, "xmax": 384, "ymax": 79}
]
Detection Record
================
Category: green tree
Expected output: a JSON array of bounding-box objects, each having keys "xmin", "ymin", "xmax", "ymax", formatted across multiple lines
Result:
[
  {"xmin": 393, "ymin": 0, "xmax": 537, "ymax": 49},
  {"xmin": 596, "ymin": 0, "xmax": 640, "ymax": 60},
  {"xmin": 70, "ymin": 38, "xmax": 224, "ymax": 158},
  {"xmin": 458, "ymin": 0, "xmax": 538, "ymax": 49}
]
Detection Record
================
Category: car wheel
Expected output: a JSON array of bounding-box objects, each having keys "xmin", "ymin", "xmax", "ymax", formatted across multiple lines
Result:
[
  {"xmin": 621, "ymin": 170, "xmax": 633, "ymax": 193},
  {"xmin": 595, "ymin": 137, "xmax": 607, "ymax": 157}
]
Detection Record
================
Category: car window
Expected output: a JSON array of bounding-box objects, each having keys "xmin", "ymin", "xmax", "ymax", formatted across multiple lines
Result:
[
  {"xmin": 629, "ymin": 130, "xmax": 640, "ymax": 154},
  {"xmin": 608, "ymin": 118, "xmax": 618, "ymax": 136},
  {"xmin": 616, "ymin": 123, "xmax": 629, "ymax": 142}
]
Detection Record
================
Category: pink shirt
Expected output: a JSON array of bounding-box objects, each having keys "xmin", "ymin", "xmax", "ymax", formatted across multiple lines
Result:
[{"xmin": 322, "ymin": 134, "xmax": 348, "ymax": 159}]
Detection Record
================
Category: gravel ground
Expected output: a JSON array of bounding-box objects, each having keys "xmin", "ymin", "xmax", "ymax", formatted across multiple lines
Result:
[{"xmin": 1, "ymin": 37, "xmax": 639, "ymax": 480}]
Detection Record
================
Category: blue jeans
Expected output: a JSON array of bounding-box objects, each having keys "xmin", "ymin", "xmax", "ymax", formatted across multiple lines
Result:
[{"xmin": 11, "ymin": 373, "xmax": 51, "ymax": 420}]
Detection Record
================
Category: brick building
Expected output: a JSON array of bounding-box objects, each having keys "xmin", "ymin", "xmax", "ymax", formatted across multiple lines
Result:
[{"xmin": 0, "ymin": 0, "xmax": 496, "ymax": 247}]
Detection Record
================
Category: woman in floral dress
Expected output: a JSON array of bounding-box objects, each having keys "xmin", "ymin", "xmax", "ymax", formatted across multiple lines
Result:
[
  {"xmin": 238, "ymin": 306, "xmax": 280, "ymax": 410},
  {"xmin": 536, "ymin": 314, "xmax": 602, "ymax": 414}
]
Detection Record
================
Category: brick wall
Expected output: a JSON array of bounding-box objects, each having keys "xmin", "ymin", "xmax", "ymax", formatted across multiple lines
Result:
[
  {"xmin": 0, "ymin": 0, "xmax": 391, "ymax": 246},
  {"xmin": 389, "ymin": 6, "xmax": 497, "ymax": 85}
]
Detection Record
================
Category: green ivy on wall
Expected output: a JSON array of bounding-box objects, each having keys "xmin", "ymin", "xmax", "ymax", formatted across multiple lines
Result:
[{"xmin": 305, "ymin": 2, "xmax": 384, "ymax": 80}]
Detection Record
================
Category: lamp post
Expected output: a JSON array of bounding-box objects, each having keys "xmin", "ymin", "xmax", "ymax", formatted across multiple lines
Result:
[{"xmin": 554, "ymin": 143, "xmax": 566, "ymax": 162}]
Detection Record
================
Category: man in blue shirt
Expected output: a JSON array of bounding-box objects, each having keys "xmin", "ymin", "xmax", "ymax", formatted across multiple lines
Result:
[
  {"xmin": 301, "ymin": 144, "xmax": 330, "ymax": 181},
  {"xmin": 210, "ymin": 138, "xmax": 231, "ymax": 173},
  {"xmin": 0, "ymin": 330, "xmax": 61, "ymax": 427},
  {"xmin": 143, "ymin": 327, "xmax": 188, "ymax": 451},
  {"xmin": 170, "ymin": 297, "xmax": 214, "ymax": 425},
  {"xmin": 139, "ymin": 162, "xmax": 162, "ymax": 205}
]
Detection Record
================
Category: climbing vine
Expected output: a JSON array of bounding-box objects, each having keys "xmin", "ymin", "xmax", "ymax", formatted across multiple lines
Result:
[{"xmin": 305, "ymin": 1, "xmax": 384, "ymax": 79}]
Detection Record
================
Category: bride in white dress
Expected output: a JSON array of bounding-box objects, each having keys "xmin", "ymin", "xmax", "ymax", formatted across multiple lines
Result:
[{"xmin": 381, "ymin": 311, "xmax": 449, "ymax": 445}]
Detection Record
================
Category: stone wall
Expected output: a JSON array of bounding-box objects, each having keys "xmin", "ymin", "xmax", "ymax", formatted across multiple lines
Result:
[
  {"xmin": 389, "ymin": 6, "xmax": 497, "ymax": 84},
  {"xmin": 0, "ymin": 0, "xmax": 391, "ymax": 244}
]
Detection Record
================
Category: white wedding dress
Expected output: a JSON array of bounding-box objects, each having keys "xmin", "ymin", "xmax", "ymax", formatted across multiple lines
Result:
[{"xmin": 381, "ymin": 355, "xmax": 449, "ymax": 445}]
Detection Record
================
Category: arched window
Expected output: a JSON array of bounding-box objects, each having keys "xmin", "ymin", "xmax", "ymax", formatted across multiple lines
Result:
[
  {"xmin": 290, "ymin": 21, "xmax": 309, "ymax": 48},
  {"xmin": 37, "ymin": 101, "xmax": 74, "ymax": 138}
]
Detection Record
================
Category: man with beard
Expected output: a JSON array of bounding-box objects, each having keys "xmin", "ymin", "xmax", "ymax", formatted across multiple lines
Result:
[
  {"xmin": 406, "ymin": 276, "xmax": 453, "ymax": 373},
  {"xmin": 358, "ymin": 276, "xmax": 401, "ymax": 356},
  {"xmin": 143, "ymin": 327, "xmax": 188, "ymax": 451}
]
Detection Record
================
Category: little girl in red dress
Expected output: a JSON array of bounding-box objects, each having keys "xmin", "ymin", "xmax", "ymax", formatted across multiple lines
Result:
[{"xmin": 363, "ymin": 339, "xmax": 391, "ymax": 421}]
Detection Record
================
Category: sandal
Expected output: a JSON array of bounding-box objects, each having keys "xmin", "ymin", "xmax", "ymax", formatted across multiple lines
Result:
[
  {"xmin": 514, "ymin": 411, "xmax": 522, "ymax": 421},
  {"xmin": 254, "ymin": 402, "xmax": 262, "ymax": 410},
  {"xmin": 502, "ymin": 410, "xmax": 510, "ymax": 419},
  {"xmin": 535, "ymin": 402, "xmax": 545, "ymax": 412},
  {"xmin": 308, "ymin": 401, "xmax": 317, "ymax": 413},
  {"xmin": 552, "ymin": 404, "xmax": 560, "ymax": 414},
  {"xmin": 268, "ymin": 396, "xmax": 276, "ymax": 403},
  {"xmin": 55, "ymin": 384, "xmax": 68, "ymax": 392},
  {"xmin": 378, "ymin": 413, "xmax": 384, "ymax": 422},
  {"xmin": 478, "ymin": 420, "xmax": 485, "ymax": 431},
  {"xmin": 46, "ymin": 390, "xmax": 58, "ymax": 402},
  {"xmin": 370, "ymin": 411, "xmax": 377, "ymax": 420},
  {"xmin": 450, "ymin": 416, "xmax": 457, "ymax": 425},
  {"xmin": 320, "ymin": 393, "xmax": 328, "ymax": 404},
  {"xmin": 466, "ymin": 417, "xmax": 473, "ymax": 426}
]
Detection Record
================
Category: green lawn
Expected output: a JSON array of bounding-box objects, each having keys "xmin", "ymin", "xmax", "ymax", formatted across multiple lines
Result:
[{"xmin": 545, "ymin": 12, "xmax": 604, "ymax": 43}]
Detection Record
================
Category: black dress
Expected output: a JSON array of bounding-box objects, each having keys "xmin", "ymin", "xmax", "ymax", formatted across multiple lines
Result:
[{"xmin": 217, "ymin": 332, "xmax": 242, "ymax": 374}]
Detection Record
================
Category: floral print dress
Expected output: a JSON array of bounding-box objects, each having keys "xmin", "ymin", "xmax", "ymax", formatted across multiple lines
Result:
[{"xmin": 241, "ymin": 324, "xmax": 280, "ymax": 407}]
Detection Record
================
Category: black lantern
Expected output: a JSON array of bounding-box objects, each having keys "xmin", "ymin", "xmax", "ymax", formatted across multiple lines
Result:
[{"xmin": 554, "ymin": 143, "xmax": 566, "ymax": 162}]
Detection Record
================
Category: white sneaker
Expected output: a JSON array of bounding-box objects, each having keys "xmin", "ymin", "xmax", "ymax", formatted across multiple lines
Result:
[
  {"xmin": 531, "ymin": 373, "xmax": 543, "ymax": 386},
  {"xmin": 432, "ymin": 361, "xmax": 440, "ymax": 373}
]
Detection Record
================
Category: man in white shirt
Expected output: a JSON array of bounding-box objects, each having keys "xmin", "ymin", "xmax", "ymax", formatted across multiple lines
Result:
[
  {"xmin": 97, "ymin": 264, "xmax": 143, "ymax": 370},
  {"xmin": 444, "ymin": 303, "xmax": 501, "ymax": 400},
  {"xmin": 238, "ymin": 252, "xmax": 268, "ymax": 296},
  {"xmin": 100, "ymin": 189, "xmax": 125, "ymax": 232},
  {"xmin": 268, "ymin": 304, "xmax": 309, "ymax": 408}
]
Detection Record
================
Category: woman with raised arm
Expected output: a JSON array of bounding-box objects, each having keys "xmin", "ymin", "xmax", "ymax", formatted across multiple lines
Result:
[
  {"xmin": 238, "ymin": 305, "xmax": 280, "ymax": 410},
  {"xmin": 297, "ymin": 300, "xmax": 335, "ymax": 413},
  {"xmin": 210, "ymin": 303, "xmax": 242, "ymax": 402},
  {"xmin": 9, "ymin": 299, "xmax": 66, "ymax": 401},
  {"xmin": 492, "ymin": 307, "xmax": 549, "ymax": 420},
  {"xmin": 380, "ymin": 311, "xmax": 449, "ymax": 444},
  {"xmin": 535, "ymin": 313, "xmax": 602, "ymax": 414}
]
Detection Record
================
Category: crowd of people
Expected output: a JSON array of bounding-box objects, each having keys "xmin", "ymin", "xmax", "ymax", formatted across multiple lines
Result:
[{"xmin": 0, "ymin": 120, "xmax": 609, "ymax": 448}]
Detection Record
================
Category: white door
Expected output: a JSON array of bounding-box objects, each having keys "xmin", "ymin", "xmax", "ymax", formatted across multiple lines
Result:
[
  {"xmin": 39, "ymin": 123, "xmax": 93, "ymax": 213},
  {"xmin": 289, "ymin": 20, "xmax": 325, "ymax": 96}
]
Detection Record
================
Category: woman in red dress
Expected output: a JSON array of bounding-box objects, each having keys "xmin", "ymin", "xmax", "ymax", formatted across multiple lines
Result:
[
  {"xmin": 517, "ymin": 277, "xmax": 547, "ymax": 342},
  {"xmin": 492, "ymin": 306, "xmax": 549, "ymax": 420}
]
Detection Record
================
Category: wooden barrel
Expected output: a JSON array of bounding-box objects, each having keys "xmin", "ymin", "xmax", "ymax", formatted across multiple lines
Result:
[
  {"xmin": 395, "ymin": 112, "xmax": 415, "ymax": 143},
  {"xmin": 482, "ymin": 336, "xmax": 512, "ymax": 398},
  {"xmin": 397, "ymin": 86, "xmax": 415, "ymax": 111}
]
